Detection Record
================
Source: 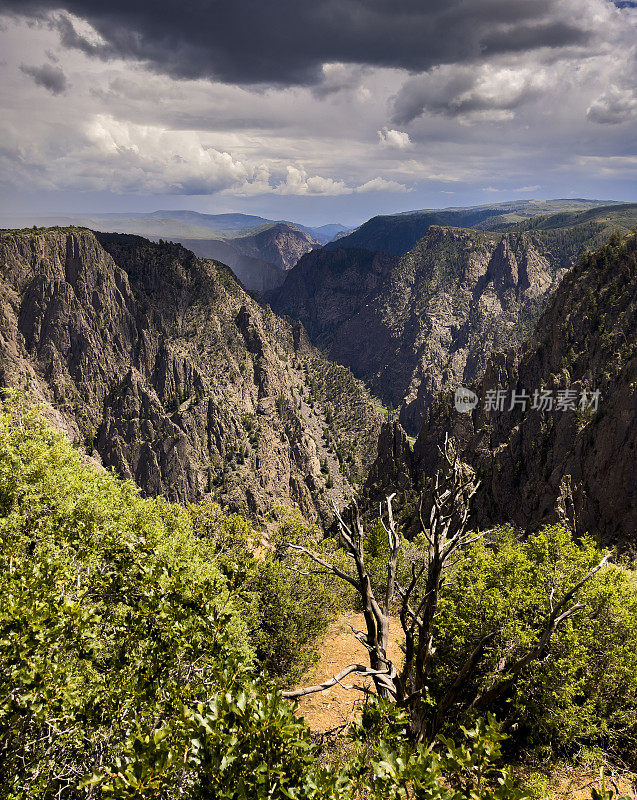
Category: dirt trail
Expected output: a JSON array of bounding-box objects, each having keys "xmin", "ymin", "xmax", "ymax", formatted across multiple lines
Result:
[{"xmin": 294, "ymin": 611, "xmax": 403, "ymax": 733}]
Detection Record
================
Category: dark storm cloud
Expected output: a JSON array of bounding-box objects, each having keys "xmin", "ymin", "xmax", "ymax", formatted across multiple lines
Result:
[
  {"xmin": 480, "ymin": 20, "xmax": 591, "ymax": 54},
  {"xmin": 20, "ymin": 61, "xmax": 68, "ymax": 93},
  {"xmin": 0, "ymin": 0, "xmax": 597, "ymax": 85}
]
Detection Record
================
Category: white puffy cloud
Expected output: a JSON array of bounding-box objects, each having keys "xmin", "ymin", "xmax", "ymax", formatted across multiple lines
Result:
[
  {"xmin": 355, "ymin": 177, "xmax": 410, "ymax": 193},
  {"xmin": 274, "ymin": 166, "xmax": 351, "ymax": 196},
  {"xmin": 84, "ymin": 116, "xmax": 250, "ymax": 193},
  {"xmin": 272, "ymin": 168, "xmax": 410, "ymax": 196},
  {"xmin": 377, "ymin": 128, "xmax": 411, "ymax": 148}
]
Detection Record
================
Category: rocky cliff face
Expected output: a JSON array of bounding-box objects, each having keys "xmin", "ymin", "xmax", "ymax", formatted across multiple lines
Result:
[
  {"xmin": 370, "ymin": 232, "xmax": 636, "ymax": 545},
  {"xmin": 271, "ymin": 227, "xmax": 569, "ymax": 432},
  {"xmin": 0, "ymin": 228, "xmax": 381, "ymax": 521},
  {"xmin": 266, "ymin": 247, "xmax": 400, "ymax": 348},
  {"xmin": 232, "ymin": 223, "xmax": 319, "ymax": 272}
]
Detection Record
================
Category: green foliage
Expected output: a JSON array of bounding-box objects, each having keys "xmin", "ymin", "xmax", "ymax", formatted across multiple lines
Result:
[
  {"xmin": 86, "ymin": 688, "xmax": 534, "ymax": 800},
  {"xmin": 185, "ymin": 500, "xmax": 346, "ymax": 681},
  {"xmin": 82, "ymin": 664, "xmax": 349, "ymax": 800},
  {"xmin": 0, "ymin": 392, "xmax": 249, "ymax": 798},
  {"xmin": 363, "ymin": 517, "xmax": 401, "ymax": 596},
  {"xmin": 0, "ymin": 396, "xmax": 348, "ymax": 797},
  {"xmin": 2, "ymin": 393, "xmax": 633, "ymax": 797},
  {"xmin": 275, "ymin": 393, "xmax": 297, "ymax": 427},
  {"xmin": 262, "ymin": 507, "xmax": 352, "ymax": 681},
  {"xmin": 426, "ymin": 525, "xmax": 637, "ymax": 760},
  {"xmin": 348, "ymin": 700, "xmax": 530, "ymax": 800}
]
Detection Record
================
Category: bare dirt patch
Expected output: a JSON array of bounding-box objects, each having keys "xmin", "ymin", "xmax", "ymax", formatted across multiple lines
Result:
[
  {"xmin": 544, "ymin": 765, "xmax": 636, "ymax": 799},
  {"xmin": 294, "ymin": 611, "xmax": 403, "ymax": 733}
]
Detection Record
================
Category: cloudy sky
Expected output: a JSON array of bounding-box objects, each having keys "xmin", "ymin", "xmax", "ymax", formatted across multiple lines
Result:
[{"xmin": 0, "ymin": 0, "xmax": 635, "ymax": 226}]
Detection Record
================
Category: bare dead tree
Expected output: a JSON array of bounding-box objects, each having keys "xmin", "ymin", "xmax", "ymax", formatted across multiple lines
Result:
[
  {"xmin": 282, "ymin": 491, "xmax": 400, "ymax": 700},
  {"xmin": 282, "ymin": 435, "xmax": 609, "ymax": 742}
]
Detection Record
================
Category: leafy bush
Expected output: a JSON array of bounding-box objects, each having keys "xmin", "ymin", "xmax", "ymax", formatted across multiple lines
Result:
[
  {"xmin": 0, "ymin": 392, "xmax": 250, "ymax": 798},
  {"xmin": 348, "ymin": 700, "xmax": 530, "ymax": 800},
  {"xmin": 0, "ymin": 396, "xmax": 350, "ymax": 797},
  {"xmin": 259, "ymin": 507, "xmax": 353, "ymax": 682},
  {"xmin": 88, "ymin": 688, "xmax": 533, "ymax": 800},
  {"xmin": 427, "ymin": 524, "xmax": 637, "ymax": 760},
  {"xmin": 188, "ymin": 501, "xmax": 348, "ymax": 681}
]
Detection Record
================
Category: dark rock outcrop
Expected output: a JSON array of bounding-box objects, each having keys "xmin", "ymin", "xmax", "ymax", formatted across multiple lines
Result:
[
  {"xmin": 367, "ymin": 232, "xmax": 636, "ymax": 546},
  {"xmin": 364, "ymin": 421, "xmax": 416, "ymax": 495},
  {"xmin": 177, "ymin": 238, "xmax": 286, "ymax": 293}
]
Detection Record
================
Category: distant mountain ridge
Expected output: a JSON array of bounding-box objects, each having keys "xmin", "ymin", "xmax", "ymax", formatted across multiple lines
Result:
[
  {"xmin": 3, "ymin": 211, "xmax": 350, "ymax": 293},
  {"xmin": 269, "ymin": 202, "xmax": 637, "ymax": 432},
  {"xmin": 6, "ymin": 210, "xmax": 349, "ymax": 245},
  {"xmin": 328, "ymin": 199, "xmax": 627, "ymax": 257},
  {"xmin": 173, "ymin": 223, "xmax": 321, "ymax": 292}
]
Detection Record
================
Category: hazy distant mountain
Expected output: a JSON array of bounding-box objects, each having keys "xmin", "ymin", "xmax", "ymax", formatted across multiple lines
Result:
[
  {"xmin": 270, "ymin": 202, "xmax": 637, "ymax": 432},
  {"xmin": 174, "ymin": 238, "xmax": 286, "ymax": 293},
  {"xmin": 146, "ymin": 210, "xmax": 273, "ymax": 231},
  {"xmin": 1, "ymin": 210, "xmax": 346, "ymax": 292},
  {"xmin": 329, "ymin": 199, "xmax": 626, "ymax": 257},
  {"xmin": 139, "ymin": 211, "xmax": 348, "ymax": 243},
  {"xmin": 228, "ymin": 222, "xmax": 320, "ymax": 271},
  {"xmin": 305, "ymin": 223, "xmax": 350, "ymax": 244},
  {"xmin": 170, "ymin": 224, "xmax": 321, "ymax": 291}
]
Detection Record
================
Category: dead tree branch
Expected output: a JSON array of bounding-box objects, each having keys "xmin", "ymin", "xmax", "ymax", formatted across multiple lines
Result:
[
  {"xmin": 282, "ymin": 664, "xmax": 393, "ymax": 699},
  {"xmin": 279, "ymin": 433, "xmax": 610, "ymax": 743}
]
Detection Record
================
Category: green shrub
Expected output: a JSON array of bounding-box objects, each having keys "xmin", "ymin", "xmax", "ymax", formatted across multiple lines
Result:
[
  {"xmin": 0, "ymin": 392, "xmax": 250, "ymax": 798},
  {"xmin": 428, "ymin": 525, "xmax": 637, "ymax": 760},
  {"xmin": 258, "ymin": 507, "xmax": 352, "ymax": 682},
  {"xmin": 88, "ymin": 689, "xmax": 532, "ymax": 800}
]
